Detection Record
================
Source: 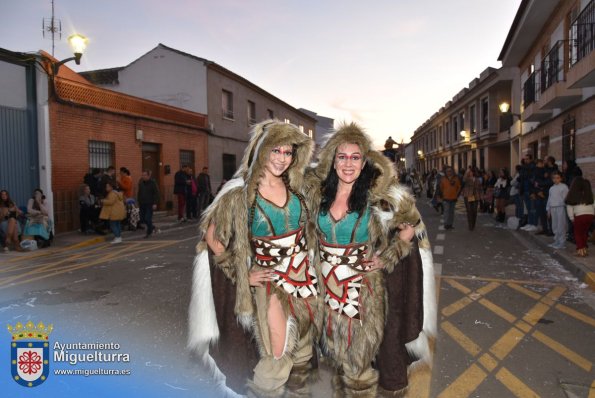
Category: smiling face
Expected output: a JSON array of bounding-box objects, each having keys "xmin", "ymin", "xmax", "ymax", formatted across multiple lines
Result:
[
  {"xmin": 334, "ymin": 143, "xmax": 365, "ymax": 185},
  {"xmin": 264, "ymin": 145, "xmax": 294, "ymax": 178}
]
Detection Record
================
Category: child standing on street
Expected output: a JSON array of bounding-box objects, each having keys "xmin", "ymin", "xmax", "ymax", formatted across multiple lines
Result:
[
  {"xmin": 546, "ymin": 171, "xmax": 569, "ymax": 249},
  {"xmin": 565, "ymin": 174, "xmax": 594, "ymax": 257}
]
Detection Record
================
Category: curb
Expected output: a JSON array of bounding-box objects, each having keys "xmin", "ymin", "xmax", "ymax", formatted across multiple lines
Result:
[{"xmin": 520, "ymin": 230, "xmax": 595, "ymax": 292}]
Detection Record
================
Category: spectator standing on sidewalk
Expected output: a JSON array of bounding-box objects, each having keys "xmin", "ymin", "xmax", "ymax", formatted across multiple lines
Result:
[
  {"xmin": 197, "ymin": 166, "xmax": 212, "ymax": 215},
  {"xmin": 118, "ymin": 167, "xmax": 133, "ymax": 200},
  {"xmin": 84, "ymin": 168, "xmax": 103, "ymax": 197},
  {"xmin": 519, "ymin": 154, "xmax": 536, "ymax": 228},
  {"xmin": 562, "ymin": 159, "xmax": 583, "ymax": 243},
  {"xmin": 137, "ymin": 170, "xmax": 159, "ymax": 239},
  {"xmin": 99, "ymin": 182, "xmax": 126, "ymax": 244},
  {"xmin": 565, "ymin": 174, "xmax": 594, "ymax": 257},
  {"xmin": 174, "ymin": 165, "xmax": 190, "ymax": 222},
  {"xmin": 546, "ymin": 171, "xmax": 569, "ymax": 250},
  {"xmin": 533, "ymin": 159, "xmax": 550, "ymax": 235},
  {"xmin": 493, "ymin": 168, "xmax": 510, "ymax": 224},
  {"xmin": 461, "ymin": 167, "xmax": 482, "ymax": 231},
  {"xmin": 510, "ymin": 165, "xmax": 523, "ymax": 222},
  {"xmin": 439, "ymin": 166, "xmax": 461, "ymax": 229},
  {"xmin": 99, "ymin": 166, "xmax": 117, "ymax": 198},
  {"xmin": 185, "ymin": 167, "xmax": 198, "ymax": 220}
]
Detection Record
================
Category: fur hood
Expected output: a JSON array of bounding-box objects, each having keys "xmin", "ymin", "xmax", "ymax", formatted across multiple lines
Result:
[
  {"xmin": 235, "ymin": 119, "xmax": 313, "ymax": 206},
  {"xmin": 311, "ymin": 122, "xmax": 396, "ymax": 200}
]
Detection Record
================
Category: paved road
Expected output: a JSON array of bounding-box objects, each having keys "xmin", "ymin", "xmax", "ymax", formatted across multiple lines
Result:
[{"xmin": 1, "ymin": 200, "xmax": 594, "ymax": 397}]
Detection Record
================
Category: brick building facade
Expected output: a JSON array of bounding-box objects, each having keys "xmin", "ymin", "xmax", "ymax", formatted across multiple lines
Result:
[{"xmin": 46, "ymin": 58, "xmax": 208, "ymax": 232}]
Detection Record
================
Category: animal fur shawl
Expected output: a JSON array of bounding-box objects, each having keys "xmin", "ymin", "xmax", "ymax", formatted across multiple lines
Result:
[
  {"xmin": 304, "ymin": 122, "xmax": 437, "ymax": 366},
  {"xmin": 188, "ymin": 120, "xmax": 314, "ymax": 353}
]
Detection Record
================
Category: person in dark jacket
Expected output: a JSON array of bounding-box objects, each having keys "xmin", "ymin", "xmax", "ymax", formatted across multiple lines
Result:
[
  {"xmin": 137, "ymin": 170, "xmax": 160, "ymax": 238},
  {"xmin": 533, "ymin": 159, "xmax": 550, "ymax": 235},
  {"xmin": 196, "ymin": 166, "xmax": 212, "ymax": 215},
  {"xmin": 99, "ymin": 166, "xmax": 117, "ymax": 198},
  {"xmin": 173, "ymin": 165, "xmax": 190, "ymax": 222},
  {"xmin": 519, "ymin": 154, "xmax": 536, "ymax": 229},
  {"xmin": 83, "ymin": 168, "xmax": 103, "ymax": 197}
]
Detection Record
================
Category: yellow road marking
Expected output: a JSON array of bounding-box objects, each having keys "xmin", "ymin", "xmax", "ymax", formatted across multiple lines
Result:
[
  {"xmin": 495, "ymin": 367, "xmax": 540, "ymax": 398},
  {"xmin": 479, "ymin": 298, "xmax": 517, "ymax": 323},
  {"xmin": 523, "ymin": 302, "xmax": 553, "ymax": 326},
  {"xmin": 507, "ymin": 283, "xmax": 542, "ymax": 300},
  {"xmin": 532, "ymin": 330, "xmax": 592, "ymax": 372},
  {"xmin": 476, "ymin": 281, "xmax": 500, "ymax": 296},
  {"xmin": 555, "ymin": 304, "xmax": 595, "ymax": 328},
  {"xmin": 442, "ymin": 297, "xmax": 473, "ymax": 317},
  {"xmin": 489, "ymin": 327, "xmax": 525, "ymax": 360},
  {"xmin": 0, "ymin": 241, "xmax": 176, "ymax": 289},
  {"xmin": 514, "ymin": 320, "xmax": 532, "ymax": 333},
  {"xmin": 436, "ymin": 364, "xmax": 487, "ymax": 398},
  {"xmin": 441, "ymin": 321, "xmax": 481, "ymax": 356},
  {"xmin": 478, "ymin": 353, "xmax": 498, "ymax": 372},
  {"xmin": 589, "ymin": 380, "xmax": 595, "ymax": 398},
  {"xmin": 444, "ymin": 278, "xmax": 472, "ymax": 294},
  {"xmin": 441, "ymin": 274, "xmax": 558, "ymax": 286}
]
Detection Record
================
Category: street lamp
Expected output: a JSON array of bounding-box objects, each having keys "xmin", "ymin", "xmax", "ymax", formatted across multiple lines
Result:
[
  {"xmin": 53, "ymin": 33, "xmax": 88, "ymax": 75},
  {"xmin": 499, "ymin": 101, "xmax": 522, "ymax": 166}
]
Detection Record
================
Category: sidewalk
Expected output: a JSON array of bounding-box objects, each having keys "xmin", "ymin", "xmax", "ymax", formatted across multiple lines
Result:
[
  {"xmin": 1, "ymin": 211, "xmax": 200, "ymax": 258},
  {"xmin": 516, "ymin": 226, "xmax": 595, "ymax": 291}
]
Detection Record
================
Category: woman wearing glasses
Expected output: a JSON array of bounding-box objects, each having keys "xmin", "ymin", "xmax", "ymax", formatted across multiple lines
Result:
[
  {"xmin": 306, "ymin": 123, "xmax": 436, "ymax": 396},
  {"xmin": 188, "ymin": 120, "xmax": 320, "ymax": 397}
]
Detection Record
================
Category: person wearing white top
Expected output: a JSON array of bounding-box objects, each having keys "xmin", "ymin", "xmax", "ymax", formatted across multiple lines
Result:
[{"xmin": 546, "ymin": 172, "xmax": 569, "ymax": 249}]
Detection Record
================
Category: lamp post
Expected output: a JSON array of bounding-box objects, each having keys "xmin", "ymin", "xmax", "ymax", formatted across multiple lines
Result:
[
  {"xmin": 53, "ymin": 33, "xmax": 88, "ymax": 75},
  {"xmin": 499, "ymin": 101, "xmax": 522, "ymax": 167}
]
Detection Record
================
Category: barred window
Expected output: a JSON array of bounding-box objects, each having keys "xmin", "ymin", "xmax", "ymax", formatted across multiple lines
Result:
[
  {"xmin": 180, "ymin": 150, "xmax": 195, "ymax": 171},
  {"xmin": 88, "ymin": 140, "xmax": 114, "ymax": 172}
]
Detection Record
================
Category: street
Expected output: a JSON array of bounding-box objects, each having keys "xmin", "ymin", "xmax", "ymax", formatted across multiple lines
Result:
[{"xmin": 1, "ymin": 201, "xmax": 594, "ymax": 397}]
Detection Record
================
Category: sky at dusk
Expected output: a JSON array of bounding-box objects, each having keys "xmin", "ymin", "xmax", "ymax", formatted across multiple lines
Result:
[{"xmin": 1, "ymin": 0, "xmax": 520, "ymax": 147}]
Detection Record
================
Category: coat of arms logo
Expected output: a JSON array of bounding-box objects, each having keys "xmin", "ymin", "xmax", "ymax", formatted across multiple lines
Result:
[{"xmin": 7, "ymin": 321, "xmax": 53, "ymax": 387}]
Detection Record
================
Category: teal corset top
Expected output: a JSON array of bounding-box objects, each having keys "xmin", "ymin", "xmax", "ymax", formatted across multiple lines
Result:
[
  {"xmin": 250, "ymin": 190, "xmax": 302, "ymax": 237},
  {"xmin": 317, "ymin": 206, "xmax": 370, "ymax": 245}
]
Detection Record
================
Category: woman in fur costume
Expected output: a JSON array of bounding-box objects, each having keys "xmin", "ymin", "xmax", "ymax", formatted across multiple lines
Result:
[
  {"xmin": 187, "ymin": 120, "xmax": 321, "ymax": 397},
  {"xmin": 305, "ymin": 123, "xmax": 436, "ymax": 396}
]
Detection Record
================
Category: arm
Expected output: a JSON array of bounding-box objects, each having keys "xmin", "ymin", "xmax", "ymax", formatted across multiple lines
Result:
[{"xmin": 27, "ymin": 199, "xmax": 41, "ymax": 216}]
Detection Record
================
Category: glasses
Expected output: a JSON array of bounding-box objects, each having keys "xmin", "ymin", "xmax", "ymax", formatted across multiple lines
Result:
[
  {"xmin": 271, "ymin": 147, "xmax": 293, "ymax": 158},
  {"xmin": 335, "ymin": 154, "xmax": 363, "ymax": 164}
]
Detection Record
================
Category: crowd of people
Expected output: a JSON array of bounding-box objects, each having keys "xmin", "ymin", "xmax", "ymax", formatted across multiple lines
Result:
[
  {"xmin": 188, "ymin": 120, "xmax": 436, "ymax": 397},
  {"xmin": 416, "ymin": 155, "xmax": 594, "ymax": 257},
  {"xmin": 173, "ymin": 165, "xmax": 212, "ymax": 222},
  {"xmin": 81, "ymin": 166, "xmax": 160, "ymax": 244}
]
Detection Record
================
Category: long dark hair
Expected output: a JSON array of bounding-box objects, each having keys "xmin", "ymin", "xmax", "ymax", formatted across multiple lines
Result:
[
  {"xmin": 0, "ymin": 190, "xmax": 15, "ymax": 208},
  {"xmin": 320, "ymin": 161, "xmax": 378, "ymax": 217},
  {"xmin": 566, "ymin": 176, "xmax": 594, "ymax": 206}
]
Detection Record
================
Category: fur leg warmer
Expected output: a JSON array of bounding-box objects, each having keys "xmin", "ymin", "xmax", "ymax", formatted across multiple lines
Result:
[
  {"xmin": 340, "ymin": 369, "xmax": 379, "ymax": 398},
  {"xmin": 245, "ymin": 379, "xmax": 286, "ymax": 398}
]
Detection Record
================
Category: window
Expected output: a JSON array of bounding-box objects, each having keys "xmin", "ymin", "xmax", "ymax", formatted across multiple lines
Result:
[
  {"xmin": 481, "ymin": 97, "xmax": 489, "ymax": 130},
  {"xmin": 88, "ymin": 140, "xmax": 114, "ymax": 172},
  {"xmin": 445, "ymin": 122, "xmax": 450, "ymax": 144},
  {"xmin": 298, "ymin": 125, "xmax": 304, "ymax": 133},
  {"xmin": 459, "ymin": 112, "xmax": 465, "ymax": 135},
  {"xmin": 308, "ymin": 129, "xmax": 313, "ymax": 138},
  {"xmin": 452, "ymin": 116, "xmax": 458, "ymax": 142},
  {"xmin": 267, "ymin": 109, "xmax": 274, "ymax": 119},
  {"xmin": 222, "ymin": 153, "xmax": 236, "ymax": 180},
  {"xmin": 284, "ymin": 118, "xmax": 290, "ymax": 124},
  {"xmin": 222, "ymin": 90, "xmax": 233, "ymax": 119},
  {"xmin": 180, "ymin": 150, "xmax": 195, "ymax": 171},
  {"xmin": 439, "ymin": 126, "xmax": 443, "ymax": 146},
  {"xmin": 247, "ymin": 100, "xmax": 256, "ymax": 125},
  {"xmin": 469, "ymin": 104, "xmax": 476, "ymax": 133}
]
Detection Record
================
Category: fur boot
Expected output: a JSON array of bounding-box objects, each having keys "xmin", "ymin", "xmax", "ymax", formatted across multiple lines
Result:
[
  {"xmin": 377, "ymin": 385, "xmax": 408, "ymax": 397},
  {"xmin": 331, "ymin": 372, "xmax": 345, "ymax": 398},
  {"xmin": 245, "ymin": 379, "xmax": 286, "ymax": 398},
  {"xmin": 285, "ymin": 362, "xmax": 313, "ymax": 398},
  {"xmin": 340, "ymin": 372, "xmax": 378, "ymax": 398}
]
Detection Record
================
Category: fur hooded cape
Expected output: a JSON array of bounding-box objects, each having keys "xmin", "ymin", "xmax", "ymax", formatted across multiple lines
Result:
[
  {"xmin": 305, "ymin": 122, "xmax": 437, "ymax": 387},
  {"xmin": 188, "ymin": 119, "xmax": 314, "ymax": 353}
]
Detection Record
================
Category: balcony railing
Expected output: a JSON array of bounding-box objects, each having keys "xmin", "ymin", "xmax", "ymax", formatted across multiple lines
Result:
[
  {"xmin": 523, "ymin": 71, "xmax": 538, "ymax": 107},
  {"xmin": 570, "ymin": 0, "xmax": 595, "ymax": 66},
  {"xmin": 541, "ymin": 40, "xmax": 564, "ymax": 92}
]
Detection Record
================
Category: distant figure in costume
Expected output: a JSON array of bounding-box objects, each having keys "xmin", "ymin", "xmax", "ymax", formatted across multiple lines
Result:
[
  {"xmin": 305, "ymin": 123, "xmax": 436, "ymax": 396},
  {"xmin": 188, "ymin": 120, "xmax": 320, "ymax": 397}
]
